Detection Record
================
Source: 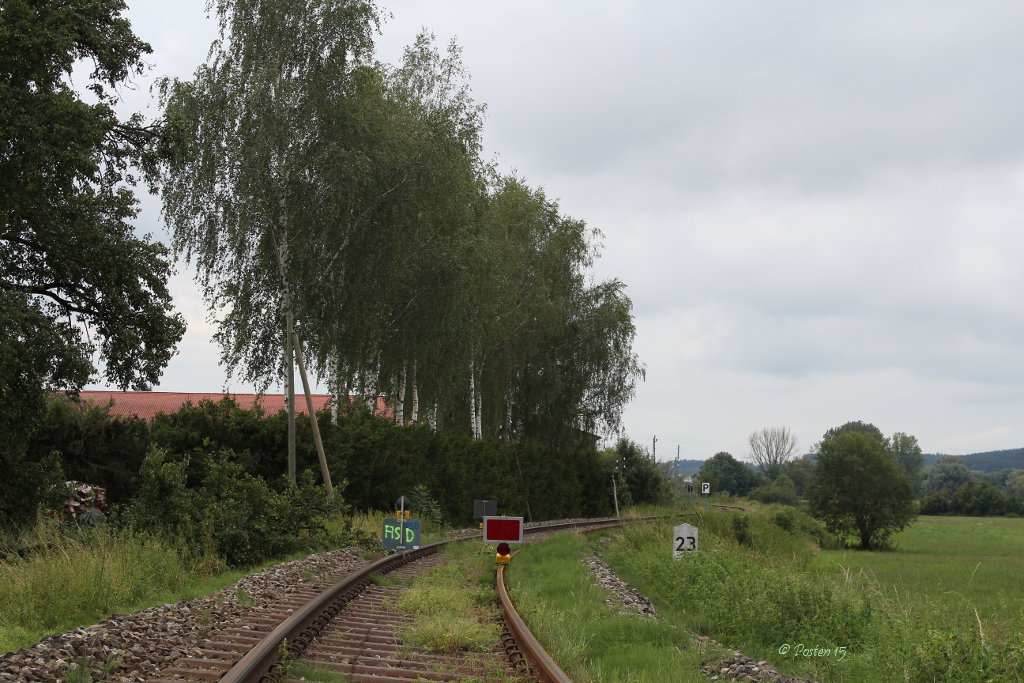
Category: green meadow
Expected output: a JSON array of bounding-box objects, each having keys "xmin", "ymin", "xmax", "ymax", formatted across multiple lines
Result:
[
  {"xmin": 506, "ymin": 510, "xmax": 1024, "ymax": 682},
  {"xmin": 809, "ymin": 516, "xmax": 1024, "ymax": 636}
]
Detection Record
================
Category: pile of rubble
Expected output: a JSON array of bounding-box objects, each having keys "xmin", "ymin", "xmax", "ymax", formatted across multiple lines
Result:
[
  {"xmin": 582, "ymin": 554, "xmax": 658, "ymax": 617},
  {"xmin": 700, "ymin": 653, "xmax": 817, "ymax": 682}
]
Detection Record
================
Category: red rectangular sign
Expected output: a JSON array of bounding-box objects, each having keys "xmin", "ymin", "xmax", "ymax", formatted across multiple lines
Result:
[{"xmin": 483, "ymin": 516, "xmax": 524, "ymax": 543}]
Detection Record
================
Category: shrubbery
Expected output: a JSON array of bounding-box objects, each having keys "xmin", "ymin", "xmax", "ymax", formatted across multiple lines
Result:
[
  {"xmin": 920, "ymin": 481, "xmax": 1024, "ymax": 517},
  {"xmin": 115, "ymin": 446, "xmax": 344, "ymax": 567},
  {"xmin": 748, "ymin": 474, "xmax": 798, "ymax": 506},
  {"xmin": 10, "ymin": 395, "xmax": 630, "ymax": 564},
  {"xmin": 31, "ymin": 395, "xmax": 621, "ymax": 525},
  {"xmin": 731, "ymin": 512, "xmax": 752, "ymax": 546}
]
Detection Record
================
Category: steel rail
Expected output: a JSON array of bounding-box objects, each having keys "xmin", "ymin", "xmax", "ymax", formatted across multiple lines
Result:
[
  {"xmin": 218, "ymin": 541, "xmax": 446, "ymax": 683},
  {"xmin": 218, "ymin": 516, "xmax": 651, "ymax": 682},
  {"xmin": 496, "ymin": 562, "xmax": 571, "ymax": 682}
]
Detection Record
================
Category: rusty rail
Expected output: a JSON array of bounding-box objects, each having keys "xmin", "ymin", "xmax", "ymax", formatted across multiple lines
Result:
[
  {"xmin": 218, "ymin": 542, "xmax": 445, "ymax": 683},
  {"xmin": 496, "ymin": 562, "xmax": 571, "ymax": 682},
  {"xmin": 217, "ymin": 516, "xmax": 650, "ymax": 682}
]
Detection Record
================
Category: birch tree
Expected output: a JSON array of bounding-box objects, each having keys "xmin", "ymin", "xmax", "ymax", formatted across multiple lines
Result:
[
  {"xmin": 158, "ymin": 0, "xmax": 381, "ymax": 489},
  {"xmin": 312, "ymin": 34, "xmax": 485, "ymax": 426}
]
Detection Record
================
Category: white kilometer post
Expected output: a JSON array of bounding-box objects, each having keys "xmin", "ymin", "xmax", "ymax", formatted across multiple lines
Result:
[{"xmin": 673, "ymin": 523, "xmax": 698, "ymax": 559}]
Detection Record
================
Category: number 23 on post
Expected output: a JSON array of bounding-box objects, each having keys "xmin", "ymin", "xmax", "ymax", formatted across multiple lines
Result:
[{"xmin": 673, "ymin": 523, "xmax": 698, "ymax": 558}]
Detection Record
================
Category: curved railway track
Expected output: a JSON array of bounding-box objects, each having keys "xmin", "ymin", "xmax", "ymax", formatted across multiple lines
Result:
[{"xmin": 149, "ymin": 517, "xmax": 639, "ymax": 683}]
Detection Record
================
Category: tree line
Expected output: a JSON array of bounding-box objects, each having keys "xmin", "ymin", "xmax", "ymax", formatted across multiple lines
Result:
[
  {"xmin": 1, "ymin": 0, "xmax": 643, "ymax": 528},
  {"xmin": 696, "ymin": 423, "xmax": 919, "ymax": 550},
  {"xmin": 695, "ymin": 421, "xmax": 1024, "ymax": 549},
  {"xmin": 157, "ymin": 0, "xmax": 643, "ymax": 456}
]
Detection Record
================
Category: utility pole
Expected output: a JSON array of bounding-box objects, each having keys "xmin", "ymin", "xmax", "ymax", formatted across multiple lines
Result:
[
  {"xmin": 612, "ymin": 474, "xmax": 620, "ymax": 517},
  {"xmin": 652, "ymin": 435, "xmax": 657, "ymax": 461}
]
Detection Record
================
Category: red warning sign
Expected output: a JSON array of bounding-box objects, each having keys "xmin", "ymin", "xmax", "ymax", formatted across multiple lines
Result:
[{"xmin": 483, "ymin": 516, "xmax": 524, "ymax": 543}]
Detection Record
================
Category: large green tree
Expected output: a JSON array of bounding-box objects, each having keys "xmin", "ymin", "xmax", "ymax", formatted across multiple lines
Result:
[
  {"xmin": 1, "ymin": 0, "xmax": 184, "ymax": 527},
  {"xmin": 809, "ymin": 431, "xmax": 916, "ymax": 549},
  {"xmin": 888, "ymin": 431, "xmax": 924, "ymax": 493},
  {"xmin": 699, "ymin": 451, "xmax": 761, "ymax": 496},
  {"xmin": 159, "ymin": 1, "xmax": 641, "ymax": 458},
  {"xmin": 464, "ymin": 177, "xmax": 642, "ymax": 444},
  {"xmin": 606, "ymin": 438, "xmax": 670, "ymax": 508}
]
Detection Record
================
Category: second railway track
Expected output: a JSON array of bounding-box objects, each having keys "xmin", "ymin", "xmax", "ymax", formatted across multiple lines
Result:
[{"xmin": 148, "ymin": 517, "xmax": 640, "ymax": 683}]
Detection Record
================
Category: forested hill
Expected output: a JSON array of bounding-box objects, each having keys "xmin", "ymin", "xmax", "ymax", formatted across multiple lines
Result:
[
  {"xmin": 923, "ymin": 448, "xmax": 1024, "ymax": 472},
  {"xmin": 659, "ymin": 450, "xmax": 1024, "ymax": 475},
  {"xmin": 658, "ymin": 459, "xmax": 708, "ymax": 477}
]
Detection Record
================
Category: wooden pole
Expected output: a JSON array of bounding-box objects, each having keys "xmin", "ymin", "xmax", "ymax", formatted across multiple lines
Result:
[
  {"xmin": 292, "ymin": 330, "xmax": 333, "ymax": 497},
  {"xmin": 612, "ymin": 474, "xmax": 620, "ymax": 518}
]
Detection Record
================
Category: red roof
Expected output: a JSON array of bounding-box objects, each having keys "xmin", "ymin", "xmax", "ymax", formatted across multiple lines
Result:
[{"xmin": 73, "ymin": 391, "xmax": 391, "ymax": 422}]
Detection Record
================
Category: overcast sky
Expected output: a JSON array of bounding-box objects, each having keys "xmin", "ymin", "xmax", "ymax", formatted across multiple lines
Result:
[{"xmin": 91, "ymin": 1, "xmax": 1024, "ymax": 462}]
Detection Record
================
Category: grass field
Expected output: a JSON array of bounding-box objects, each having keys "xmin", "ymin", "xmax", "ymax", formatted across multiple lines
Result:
[
  {"xmin": 809, "ymin": 516, "xmax": 1024, "ymax": 636},
  {"xmin": 508, "ymin": 509, "xmax": 1024, "ymax": 682}
]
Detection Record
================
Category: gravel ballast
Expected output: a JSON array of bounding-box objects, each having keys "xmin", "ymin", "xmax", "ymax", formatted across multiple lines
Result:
[{"xmin": 0, "ymin": 547, "xmax": 369, "ymax": 682}]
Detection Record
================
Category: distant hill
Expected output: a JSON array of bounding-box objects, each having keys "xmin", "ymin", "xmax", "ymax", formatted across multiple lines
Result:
[
  {"xmin": 923, "ymin": 448, "xmax": 1024, "ymax": 472},
  {"xmin": 658, "ymin": 459, "xmax": 707, "ymax": 477},
  {"xmin": 656, "ymin": 449, "xmax": 1024, "ymax": 477}
]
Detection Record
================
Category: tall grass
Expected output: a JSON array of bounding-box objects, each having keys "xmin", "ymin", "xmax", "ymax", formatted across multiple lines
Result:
[
  {"xmin": 505, "ymin": 531, "xmax": 719, "ymax": 682},
  {"xmin": 0, "ymin": 521, "xmax": 195, "ymax": 652},
  {"xmin": 599, "ymin": 511, "xmax": 1024, "ymax": 681},
  {"xmin": 344, "ymin": 509, "xmax": 450, "ymax": 546},
  {"xmin": 0, "ymin": 510, "xmax": 378, "ymax": 655},
  {"xmin": 393, "ymin": 541, "xmax": 500, "ymax": 655}
]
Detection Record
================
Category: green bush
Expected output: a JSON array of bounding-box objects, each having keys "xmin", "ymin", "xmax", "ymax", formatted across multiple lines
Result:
[
  {"xmin": 410, "ymin": 484, "xmax": 445, "ymax": 527},
  {"xmin": 731, "ymin": 512, "xmax": 752, "ymax": 546},
  {"xmin": 27, "ymin": 395, "xmax": 151, "ymax": 505},
  {"xmin": 748, "ymin": 474, "xmax": 799, "ymax": 506},
  {"xmin": 15, "ymin": 393, "xmax": 619, "ymax": 541},
  {"xmin": 117, "ymin": 446, "xmax": 340, "ymax": 567},
  {"xmin": 771, "ymin": 506, "xmax": 797, "ymax": 532}
]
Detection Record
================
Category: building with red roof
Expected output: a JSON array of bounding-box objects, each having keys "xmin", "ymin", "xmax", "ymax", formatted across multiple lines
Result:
[{"xmin": 74, "ymin": 390, "xmax": 392, "ymax": 421}]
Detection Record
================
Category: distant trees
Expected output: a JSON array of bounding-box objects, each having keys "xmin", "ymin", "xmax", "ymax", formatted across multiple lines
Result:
[
  {"xmin": 607, "ymin": 439, "xmax": 671, "ymax": 508},
  {"xmin": 888, "ymin": 432, "xmax": 925, "ymax": 493},
  {"xmin": 748, "ymin": 427, "xmax": 799, "ymax": 479},
  {"xmin": 918, "ymin": 464, "xmax": 1024, "ymax": 517},
  {"xmin": 780, "ymin": 457, "xmax": 815, "ymax": 498},
  {"xmin": 699, "ymin": 452, "xmax": 761, "ymax": 496},
  {"xmin": 821, "ymin": 420, "xmax": 884, "ymax": 444},
  {"xmin": 809, "ymin": 428, "xmax": 915, "ymax": 550},
  {"xmin": 921, "ymin": 481, "xmax": 1024, "ymax": 517},
  {"xmin": 749, "ymin": 474, "xmax": 799, "ymax": 506},
  {"xmin": 1008, "ymin": 472, "xmax": 1024, "ymax": 499},
  {"xmin": 921, "ymin": 456, "xmax": 973, "ymax": 496}
]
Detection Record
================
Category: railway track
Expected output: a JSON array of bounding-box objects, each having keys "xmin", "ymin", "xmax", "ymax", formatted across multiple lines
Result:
[{"xmin": 148, "ymin": 517, "xmax": 635, "ymax": 683}]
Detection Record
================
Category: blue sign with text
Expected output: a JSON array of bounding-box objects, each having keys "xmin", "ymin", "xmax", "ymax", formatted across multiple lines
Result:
[{"xmin": 382, "ymin": 518, "xmax": 421, "ymax": 550}]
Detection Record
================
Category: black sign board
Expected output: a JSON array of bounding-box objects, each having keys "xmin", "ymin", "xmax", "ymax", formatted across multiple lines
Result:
[{"xmin": 473, "ymin": 499, "xmax": 497, "ymax": 519}]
